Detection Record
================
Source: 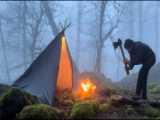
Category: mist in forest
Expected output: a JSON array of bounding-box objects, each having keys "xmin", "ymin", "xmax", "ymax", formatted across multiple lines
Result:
[{"xmin": 0, "ymin": 1, "xmax": 159, "ymax": 85}]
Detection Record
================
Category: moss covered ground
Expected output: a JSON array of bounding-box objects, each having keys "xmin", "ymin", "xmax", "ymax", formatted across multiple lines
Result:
[{"xmin": 0, "ymin": 75, "xmax": 160, "ymax": 119}]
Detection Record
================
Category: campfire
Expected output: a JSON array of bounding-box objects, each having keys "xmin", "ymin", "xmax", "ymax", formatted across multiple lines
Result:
[
  {"xmin": 81, "ymin": 79, "xmax": 96, "ymax": 93},
  {"xmin": 75, "ymin": 78, "xmax": 97, "ymax": 100}
]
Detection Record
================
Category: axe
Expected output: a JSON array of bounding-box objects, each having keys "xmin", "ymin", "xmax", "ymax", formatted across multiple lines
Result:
[{"xmin": 113, "ymin": 39, "xmax": 130, "ymax": 75}]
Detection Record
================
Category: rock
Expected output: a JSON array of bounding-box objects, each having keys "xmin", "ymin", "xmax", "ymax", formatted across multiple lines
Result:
[
  {"xmin": 17, "ymin": 104, "xmax": 60, "ymax": 120},
  {"xmin": 0, "ymin": 88, "xmax": 39, "ymax": 120}
]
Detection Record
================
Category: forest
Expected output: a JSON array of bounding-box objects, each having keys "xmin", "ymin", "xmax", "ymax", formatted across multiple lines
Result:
[{"xmin": 0, "ymin": 1, "xmax": 160, "ymax": 119}]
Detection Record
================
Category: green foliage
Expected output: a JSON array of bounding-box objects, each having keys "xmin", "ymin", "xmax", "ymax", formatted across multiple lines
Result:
[
  {"xmin": 156, "ymin": 117, "xmax": 160, "ymax": 119},
  {"xmin": 125, "ymin": 105, "xmax": 137, "ymax": 115},
  {"xmin": 70, "ymin": 101, "xmax": 99, "ymax": 118},
  {"xmin": 99, "ymin": 103, "xmax": 111, "ymax": 113},
  {"xmin": 17, "ymin": 104, "xmax": 60, "ymax": 120},
  {"xmin": 90, "ymin": 100, "xmax": 100, "ymax": 113},
  {"xmin": 148, "ymin": 83, "xmax": 160, "ymax": 94},
  {"xmin": 141, "ymin": 104, "xmax": 160, "ymax": 118},
  {"xmin": 0, "ymin": 84, "xmax": 10, "ymax": 97},
  {"xmin": 148, "ymin": 83, "xmax": 157, "ymax": 89},
  {"xmin": 0, "ymin": 88, "xmax": 39, "ymax": 120},
  {"xmin": 63, "ymin": 99, "xmax": 74, "ymax": 106}
]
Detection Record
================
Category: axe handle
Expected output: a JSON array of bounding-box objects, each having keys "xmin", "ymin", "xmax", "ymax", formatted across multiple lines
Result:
[{"xmin": 119, "ymin": 45, "xmax": 130, "ymax": 75}]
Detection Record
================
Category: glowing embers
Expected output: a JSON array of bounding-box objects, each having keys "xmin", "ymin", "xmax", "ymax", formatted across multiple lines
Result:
[
  {"xmin": 81, "ymin": 79, "xmax": 96, "ymax": 93},
  {"xmin": 76, "ymin": 78, "xmax": 97, "ymax": 99}
]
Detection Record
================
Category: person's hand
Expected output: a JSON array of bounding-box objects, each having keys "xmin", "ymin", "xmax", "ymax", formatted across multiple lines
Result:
[
  {"xmin": 126, "ymin": 65, "xmax": 131, "ymax": 71},
  {"xmin": 123, "ymin": 59, "xmax": 129, "ymax": 65},
  {"xmin": 126, "ymin": 64, "xmax": 134, "ymax": 71}
]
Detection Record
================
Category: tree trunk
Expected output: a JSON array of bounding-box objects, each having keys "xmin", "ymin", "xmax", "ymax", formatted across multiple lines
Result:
[
  {"xmin": 155, "ymin": 3, "xmax": 159, "ymax": 61},
  {"xmin": 138, "ymin": 1, "xmax": 143, "ymax": 41},
  {"xmin": 30, "ymin": 5, "xmax": 43, "ymax": 61},
  {"xmin": 76, "ymin": 2, "xmax": 82, "ymax": 68},
  {"xmin": 0, "ymin": 19, "xmax": 11, "ymax": 81},
  {"xmin": 95, "ymin": 1, "xmax": 106, "ymax": 73},
  {"xmin": 128, "ymin": 1, "xmax": 135, "ymax": 38},
  {"xmin": 22, "ymin": 2, "xmax": 27, "ymax": 69}
]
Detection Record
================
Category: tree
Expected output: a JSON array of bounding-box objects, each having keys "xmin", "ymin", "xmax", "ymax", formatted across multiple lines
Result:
[
  {"xmin": 41, "ymin": 1, "xmax": 59, "ymax": 35},
  {"xmin": 94, "ymin": 1, "xmax": 123, "ymax": 73},
  {"xmin": 2, "ymin": 2, "xmax": 46, "ymax": 71},
  {"xmin": 155, "ymin": 2, "xmax": 159, "ymax": 61},
  {"xmin": 127, "ymin": 1, "xmax": 135, "ymax": 38},
  {"xmin": 76, "ymin": 1, "xmax": 82, "ymax": 67},
  {"xmin": 22, "ymin": 1, "xmax": 28, "ymax": 69},
  {"xmin": 138, "ymin": 1, "xmax": 143, "ymax": 41},
  {"xmin": 94, "ymin": 1, "xmax": 107, "ymax": 73},
  {"xmin": 27, "ymin": 2, "xmax": 45, "ymax": 61},
  {"xmin": 0, "ymin": 19, "xmax": 11, "ymax": 81}
]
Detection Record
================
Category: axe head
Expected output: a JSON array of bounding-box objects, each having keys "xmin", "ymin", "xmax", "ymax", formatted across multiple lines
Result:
[{"xmin": 113, "ymin": 38, "xmax": 122, "ymax": 49}]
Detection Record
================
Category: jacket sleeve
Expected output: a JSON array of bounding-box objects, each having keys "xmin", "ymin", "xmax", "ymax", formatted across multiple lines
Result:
[
  {"xmin": 129, "ymin": 47, "xmax": 144, "ymax": 69},
  {"xmin": 129, "ymin": 54, "xmax": 138, "ymax": 69}
]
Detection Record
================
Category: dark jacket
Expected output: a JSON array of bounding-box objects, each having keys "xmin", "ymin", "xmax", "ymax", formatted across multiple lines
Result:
[{"xmin": 127, "ymin": 41, "xmax": 155, "ymax": 69}]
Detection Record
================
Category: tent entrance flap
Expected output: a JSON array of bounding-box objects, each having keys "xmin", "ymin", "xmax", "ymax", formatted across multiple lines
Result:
[{"xmin": 56, "ymin": 36, "xmax": 73, "ymax": 91}]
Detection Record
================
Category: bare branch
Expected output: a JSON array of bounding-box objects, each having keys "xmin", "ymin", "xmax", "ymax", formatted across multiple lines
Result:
[
  {"xmin": 41, "ymin": 1, "xmax": 59, "ymax": 35},
  {"xmin": 102, "ymin": 2, "xmax": 124, "ymax": 42},
  {"xmin": 102, "ymin": 19, "xmax": 119, "ymax": 42}
]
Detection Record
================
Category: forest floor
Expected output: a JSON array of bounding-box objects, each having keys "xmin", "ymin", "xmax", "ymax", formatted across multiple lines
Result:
[
  {"xmin": 55, "ymin": 87, "xmax": 160, "ymax": 119},
  {"xmin": 0, "ymin": 77, "xmax": 160, "ymax": 119}
]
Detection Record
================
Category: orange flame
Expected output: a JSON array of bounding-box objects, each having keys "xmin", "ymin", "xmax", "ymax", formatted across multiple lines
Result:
[
  {"xmin": 75, "ymin": 78, "xmax": 96, "ymax": 99},
  {"xmin": 81, "ymin": 79, "xmax": 96, "ymax": 93}
]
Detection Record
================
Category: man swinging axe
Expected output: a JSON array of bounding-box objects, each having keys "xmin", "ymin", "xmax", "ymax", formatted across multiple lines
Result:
[
  {"xmin": 124, "ymin": 39, "xmax": 156, "ymax": 100},
  {"xmin": 113, "ymin": 39, "xmax": 156, "ymax": 100}
]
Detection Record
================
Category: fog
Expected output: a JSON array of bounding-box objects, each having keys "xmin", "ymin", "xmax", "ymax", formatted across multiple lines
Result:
[{"xmin": 0, "ymin": 1, "xmax": 159, "ymax": 85}]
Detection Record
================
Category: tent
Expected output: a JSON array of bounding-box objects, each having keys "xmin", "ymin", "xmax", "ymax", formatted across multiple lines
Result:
[{"xmin": 13, "ymin": 30, "xmax": 76, "ymax": 105}]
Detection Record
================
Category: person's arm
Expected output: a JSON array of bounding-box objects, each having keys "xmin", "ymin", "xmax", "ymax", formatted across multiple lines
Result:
[
  {"xmin": 123, "ymin": 59, "xmax": 134, "ymax": 70},
  {"xmin": 129, "ymin": 54, "xmax": 135, "ymax": 70},
  {"xmin": 129, "ymin": 49, "xmax": 143, "ymax": 69}
]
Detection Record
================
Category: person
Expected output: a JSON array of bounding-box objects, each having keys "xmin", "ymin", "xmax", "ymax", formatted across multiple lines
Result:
[{"xmin": 124, "ymin": 39, "xmax": 156, "ymax": 100}]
